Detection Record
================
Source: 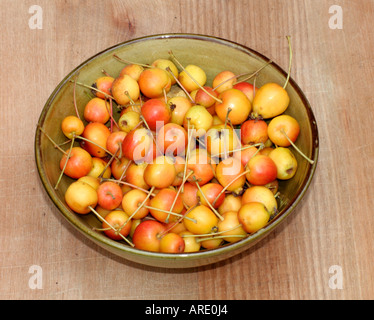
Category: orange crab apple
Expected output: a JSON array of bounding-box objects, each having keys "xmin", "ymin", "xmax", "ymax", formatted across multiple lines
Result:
[
  {"xmin": 181, "ymin": 182, "xmax": 199, "ymax": 208},
  {"xmin": 61, "ymin": 115, "xmax": 84, "ymax": 139},
  {"xmin": 156, "ymin": 123, "xmax": 187, "ymax": 156},
  {"xmin": 141, "ymin": 99, "xmax": 171, "ymax": 131},
  {"xmin": 218, "ymin": 211, "xmax": 247, "ymax": 243},
  {"xmin": 111, "ymin": 157, "xmax": 130, "ymax": 180},
  {"xmin": 125, "ymin": 162, "xmax": 150, "ymax": 190},
  {"xmin": 65, "ymin": 180, "xmax": 98, "ymax": 214},
  {"xmin": 233, "ymin": 145, "xmax": 258, "ymax": 167},
  {"xmin": 159, "ymin": 233, "xmax": 185, "ymax": 253},
  {"xmin": 245, "ymin": 154, "xmax": 277, "ymax": 186},
  {"xmin": 97, "ymin": 181, "xmax": 123, "ymax": 211},
  {"xmin": 102, "ymin": 210, "xmax": 132, "ymax": 241},
  {"xmin": 194, "ymin": 86, "xmax": 218, "ymax": 108},
  {"xmin": 132, "ymin": 220, "xmax": 167, "ymax": 252},
  {"xmin": 167, "ymin": 96, "xmax": 192, "ymax": 126},
  {"xmin": 143, "ymin": 156, "xmax": 176, "ymax": 189},
  {"xmin": 92, "ymin": 76, "xmax": 114, "ymax": 99},
  {"xmin": 267, "ymin": 114, "xmax": 300, "ymax": 147},
  {"xmin": 81, "ymin": 122, "xmax": 111, "ymax": 158},
  {"xmin": 59, "ymin": 147, "xmax": 93, "ymax": 179},
  {"xmin": 240, "ymin": 119, "xmax": 268, "ymax": 145},
  {"xmin": 197, "ymin": 183, "xmax": 225, "ymax": 209},
  {"xmin": 183, "ymin": 105, "xmax": 213, "ymax": 137},
  {"xmin": 151, "ymin": 58, "xmax": 179, "ymax": 85},
  {"xmin": 111, "ymin": 74, "xmax": 140, "ymax": 106},
  {"xmin": 184, "ymin": 205, "xmax": 219, "ymax": 235},
  {"xmin": 212, "ymin": 70, "xmax": 236, "ymax": 94},
  {"xmin": 242, "ymin": 186, "xmax": 278, "ymax": 216},
  {"xmin": 149, "ymin": 188, "xmax": 184, "ymax": 223},
  {"xmin": 121, "ymin": 189, "xmax": 150, "ymax": 220},
  {"xmin": 216, "ymin": 157, "xmax": 246, "ymax": 195},
  {"xmin": 121, "ymin": 128, "xmax": 153, "ymax": 162},
  {"xmin": 238, "ymin": 202, "xmax": 270, "ymax": 234},
  {"xmin": 215, "ymin": 88, "xmax": 252, "ymax": 125},
  {"xmin": 119, "ymin": 64, "xmax": 144, "ymax": 81},
  {"xmin": 87, "ymin": 157, "xmax": 111, "ymax": 179},
  {"xmin": 205, "ymin": 124, "xmax": 239, "ymax": 157},
  {"xmin": 106, "ymin": 131, "xmax": 127, "ymax": 155},
  {"xmin": 138, "ymin": 67, "xmax": 171, "ymax": 99}
]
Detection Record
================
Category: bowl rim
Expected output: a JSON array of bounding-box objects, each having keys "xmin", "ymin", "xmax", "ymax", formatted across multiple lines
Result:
[{"xmin": 35, "ymin": 33, "xmax": 319, "ymax": 264}]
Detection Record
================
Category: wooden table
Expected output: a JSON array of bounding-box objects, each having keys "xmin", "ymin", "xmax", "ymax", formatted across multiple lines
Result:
[{"xmin": 1, "ymin": 0, "xmax": 373, "ymax": 300}]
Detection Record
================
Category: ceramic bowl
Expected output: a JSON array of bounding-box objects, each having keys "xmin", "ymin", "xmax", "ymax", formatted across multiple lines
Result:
[{"xmin": 35, "ymin": 33, "xmax": 319, "ymax": 268}]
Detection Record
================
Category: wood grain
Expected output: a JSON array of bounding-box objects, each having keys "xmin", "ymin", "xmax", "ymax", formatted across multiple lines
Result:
[{"xmin": 1, "ymin": 0, "xmax": 373, "ymax": 300}]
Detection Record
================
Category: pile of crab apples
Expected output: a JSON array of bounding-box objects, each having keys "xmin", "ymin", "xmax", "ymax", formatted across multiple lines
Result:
[{"xmin": 46, "ymin": 43, "xmax": 313, "ymax": 254}]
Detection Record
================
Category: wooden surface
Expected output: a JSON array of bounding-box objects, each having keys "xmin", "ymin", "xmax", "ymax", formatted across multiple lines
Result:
[{"xmin": 1, "ymin": 0, "xmax": 373, "ymax": 300}]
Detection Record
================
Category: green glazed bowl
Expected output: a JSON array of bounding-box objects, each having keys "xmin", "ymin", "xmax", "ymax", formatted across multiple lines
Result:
[{"xmin": 35, "ymin": 34, "xmax": 319, "ymax": 268}]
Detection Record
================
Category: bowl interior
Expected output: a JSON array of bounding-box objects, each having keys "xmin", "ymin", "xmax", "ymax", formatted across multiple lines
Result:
[{"xmin": 35, "ymin": 34, "xmax": 318, "ymax": 268}]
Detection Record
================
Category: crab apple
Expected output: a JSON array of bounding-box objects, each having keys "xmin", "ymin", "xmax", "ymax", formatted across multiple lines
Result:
[
  {"xmin": 240, "ymin": 119, "xmax": 268, "ymax": 145},
  {"xmin": 61, "ymin": 115, "xmax": 84, "ymax": 139},
  {"xmin": 197, "ymin": 183, "xmax": 225, "ymax": 209},
  {"xmin": 151, "ymin": 58, "xmax": 179, "ymax": 85},
  {"xmin": 59, "ymin": 147, "xmax": 93, "ymax": 179},
  {"xmin": 194, "ymin": 86, "xmax": 218, "ymax": 108},
  {"xmin": 106, "ymin": 131, "xmax": 127, "ymax": 155},
  {"xmin": 159, "ymin": 233, "xmax": 185, "ymax": 253},
  {"xmin": 184, "ymin": 205, "xmax": 219, "ymax": 235},
  {"xmin": 212, "ymin": 70, "xmax": 236, "ymax": 94},
  {"xmin": 138, "ymin": 67, "xmax": 171, "ymax": 99},
  {"xmin": 218, "ymin": 194, "xmax": 242, "ymax": 215},
  {"xmin": 199, "ymin": 236, "xmax": 224, "ymax": 250},
  {"xmin": 81, "ymin": 122, "xmax": 111, "ymax": 158},
  {"xmin": 111, "ymin": 74, "xmax": 140, "ymax": 106},
  {"xmin": 233, "ymin": 145, "xmax": 258, "ymax": 167},
  {"xmin": 267, "ymin": 115, "xmax": 300, "ymax": 147},
  {"xmin": 149, "ymin": 188, "xmax": 184, "ymax": 223},
  {"xmin": 167, "ymin": 96, "xmax": 192, "ymax": 126},
  {"xmin": 78, "ymin": 176, "xmax": 100, "ymax": 191},
  {"xmin": 181, "ymin": 182, "xmax": 199, "ymax": 208},
  {"xmin": 218, "ymin": 211, "xmax": 247, "ymax": 243},
  {"xmin": 238, "ymin": 202, "xmax": 270, "ymax": 234},
  {"xmin": 178, "ymin": 64, "xmax": 207, "ymax": 92},
  {"xmin": 143, "ymin": 156, "xmax": 176, "ymax": 189},
  {"xmin": 87, "ymin": 157, "xmax": 111, "ymax": 179},
  {"xmin": 183, "ymin": 105, "xmax": 213, "ymax": 138},
  {"xmin": 111, "ymin": 157, "xmax": 130, "ymax": 180},
  {"xmin": 252, "ymin": 83, "xmax": 290, "ymax": 119},
  {"xmin": 97, "ymin": 181, "xmax": 123, "ymax": 211},
  {"xmin": 118, "ymin": 110, "xmax": 141, "ymax": 133},
  {"xmin": 121, "ymin": 128, "xmax": 153, "ymax": 162},
  {"xmin": 216, "ymin": 157, "xmax": 246, "ymax": 195},
  {"xmin": 129, "ymin": 219, "xmax": 141, "ymax": 238},
  {"xmin": 269, "ymin": 147, "xmax": 298, "ymax": 180},
  {"xmin": 179, "ymin": 231, "xmax": 201, "ymax": 253},
  {"xmin": 245, "ymin": 154, "xmax": 277, "ymax": 186},
  {"xmin": 215, "ymin": 88, "xmax": 252, "ymax": 125},
  {"xmin": 132, "ymin": 220, "xmax": 167, "ymax": 252},
  {"xmin": 141, "ymin": 99, "xmax": 171, "ymax": 131},
  {"xmin": 156, "ymin": 123, "xmax": 188, "ymax": 156},
  {"xmin": 92, "ymin": 76, "xmax": 114, "ymax": 99},
  {"xmin": 125, "ymin": 162, "xmax": 150, "ymax": 190},
  {"xmin": 205, "ymin": 124, "xmax": 239, "ymax": 157},
  {"xmin": 233, "ymin": 82, "xmax": 257, "ymax": 103},
  {"xmin": 120, "ymin": 64, "xmax": 144, "ymax": 81},
  {"xmin": 102, "ymin": 210, "xmax": 132, "ymax": 241},
  {"xmin": 64, "ymin": 180, "xmax": 98, "ymax": 214},
  {"xmin": 121, "ymin": 189, "xmax": 150, "ymax": 220},
  {"xmin": 164, "ymin": 220, "xmax": 187, "ymax": 234},
  {"xmin": 242, "ymin": 186, "xmax": 278, "ymax": 216},
  {"xmin": 187, "ymin": 151, "xmax": 216, "ymax": 186}
]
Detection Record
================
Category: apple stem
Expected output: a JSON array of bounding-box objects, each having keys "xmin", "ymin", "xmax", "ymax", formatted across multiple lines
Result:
[
  {"xmin": 98, "ymin": 147, "xmax": 119, "ymax": 180},
  {"xmin": 182, "ymin": 224, "xmax": 244, "ymax": 239},
  {"xmin": 88, "ymin": 206, "xmax": 135, "ymax": 247},
  {"xmin": 193, "ymin": 179, "xmax": 224, "ymax": 221},
  {"xmin": 166, "ymin": 171, "xmax": 194, "ymax": 223},
  {"xmin": 168, "ymin": 50, "xmax": 223, "ymax": 104},
  {"xmin": 118, "ymin": 159, "xmax": 132, "ymax": 182},
  {"xmin": 223, "ymin": 108, "xmax": 233, "ymax": 159},
  {"xmin": 103, "ymin": 178, "xmax": 156, "ymax": 196},
  {"xmin": 73, "ymin": 73, "xmax": 81, "ymax": 119},
  {"xmin": 235, "ymin": 59, "xmax": 273, "ymax": 85},
  {"xmin": 283, "ymin": 35, "xmax": 292, "ymax": 90},
  {"xmin": 38, "ymin": 125, "xmax": 68, "ymax": 155},
  {"xmin": 211, "ymin": 142, "xmax": 264, "ymax": 158},
  {"xmin": 212, "ymin": 169, "xmax": 251, "ymax": 207},
  {"xmin": 280, "ymin": 129, "xmax": 314, "ymax": 164},
  {"xmin": 55, "ymin": 134, "xmax": 75, "ymax": 190},
  {"xmin": 101, "ymin": 69, "xmax": 112, "ymax": 77},
  {"xmin": 165, "ymin": 67, "xmax": 196, "ymax": 103},
  {"xmin": 181, "ymin": 118, "xmax": 194, "ymax": 193},
  {"xmin": 105, "ymin": 97, "xmax": 120, "ymax": 132},
  {"xmin": 143, "ymin": 205, "xmax": 197, "ymax": 224},
  {"xmin": 113, "ymin": 54, "xmax": 153, "ymax": 69},
  {"xmin": 70, "ymin": 80, "xmax": 114, "ymax": 100}
]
